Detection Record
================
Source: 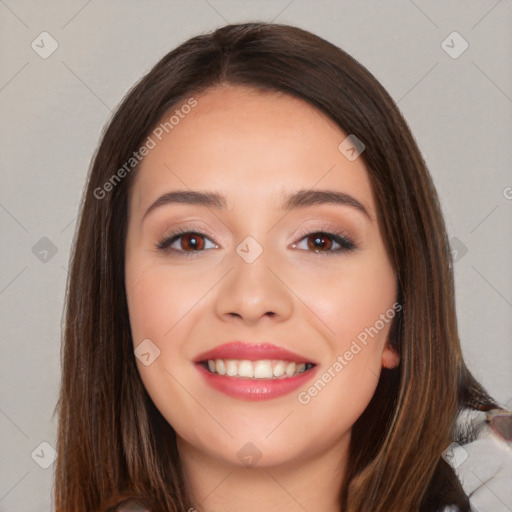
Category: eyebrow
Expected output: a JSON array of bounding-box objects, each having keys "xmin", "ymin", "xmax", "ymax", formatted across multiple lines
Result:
[{"xmin": 142, "ymin": 189, "xmax": 371, "ymax": 221}]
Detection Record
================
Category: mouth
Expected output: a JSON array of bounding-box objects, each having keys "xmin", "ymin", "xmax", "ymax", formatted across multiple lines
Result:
[
  {"xmin": 193, "ymin": 341, "xmax": 318, "ymax": 401},
  {"xmin": 199, "ymin": 359, "xmax": 315, "ymax": 379}
]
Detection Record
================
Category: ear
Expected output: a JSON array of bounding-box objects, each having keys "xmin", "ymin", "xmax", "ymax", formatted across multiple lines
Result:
[{"xmin": 381, "ymin": 343, "xmax": 400, "ymax": 369}]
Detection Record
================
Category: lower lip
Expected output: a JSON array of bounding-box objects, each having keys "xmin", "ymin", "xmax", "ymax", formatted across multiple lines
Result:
[{"xmin": 195, "ymin": 363, "xmax": 318, "ymax": 401}]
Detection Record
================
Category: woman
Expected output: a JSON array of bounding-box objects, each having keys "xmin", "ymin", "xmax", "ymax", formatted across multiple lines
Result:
[{"xmin": 54, "ymin": 22, "xmax": 511, "ymax": 512}]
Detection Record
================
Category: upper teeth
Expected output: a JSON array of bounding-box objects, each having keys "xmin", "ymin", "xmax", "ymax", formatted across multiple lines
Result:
[{"xmin": 206, "ymin": 359, "xmax": 310, "ymax": 379}]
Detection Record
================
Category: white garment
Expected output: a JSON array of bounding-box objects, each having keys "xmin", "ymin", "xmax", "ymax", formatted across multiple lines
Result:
[{"xmin": 442, "ymin": 408, "xmax": 512, "ymax": 512}]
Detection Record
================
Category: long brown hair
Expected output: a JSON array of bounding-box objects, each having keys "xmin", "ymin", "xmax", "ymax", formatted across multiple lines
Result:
[{"xmin": 54, "ymin": 22, "xmax": 497, "ymax": 512}]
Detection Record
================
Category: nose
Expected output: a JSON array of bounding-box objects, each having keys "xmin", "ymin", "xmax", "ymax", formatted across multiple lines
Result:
[{"xmin": 214, "ymin": 247, "xmax": 294, "ymax": 326}]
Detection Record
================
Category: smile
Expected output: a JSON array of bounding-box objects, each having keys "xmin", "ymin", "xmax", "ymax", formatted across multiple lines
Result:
[
  {"xmin": 194, "ymin": 341, "xmax": 318, "ymax": 400},
  {"xmin": 203, "ymin": 359, "xmax": 315, "ymax": 379}
]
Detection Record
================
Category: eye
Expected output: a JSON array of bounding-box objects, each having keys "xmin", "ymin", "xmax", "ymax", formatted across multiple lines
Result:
[
  {"xmin": 157, "ymin": 230, "xmax": 218, "ymax": 254},
  {"xmin": 292, "ymin": 231, "xmax": 355, "ymax": 254},
  {"xmin": 156, "ymin": 227, "xmax": 355, "ymax": 256}
]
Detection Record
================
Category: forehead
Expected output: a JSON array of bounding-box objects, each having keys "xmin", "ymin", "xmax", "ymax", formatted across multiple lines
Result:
[{"xmin": 130, "ymin": 84, "xmax": 375, "ymax": 216}]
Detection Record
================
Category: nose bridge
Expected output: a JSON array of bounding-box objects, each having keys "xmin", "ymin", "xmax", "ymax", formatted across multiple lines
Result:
[{"xmin": 214, "ymin": 236, "xmax": 294, "ymax": 323}]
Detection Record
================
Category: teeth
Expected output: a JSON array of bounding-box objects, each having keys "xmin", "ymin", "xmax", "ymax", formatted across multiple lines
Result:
[
  {"xmin": 204, "ymin": 359, "xmax": 312, "ymax": 379},
  {"xmin": 215, "ymin": 359, "xmax": 226, "ymax": 375},
  {"xmin": 273, "ymin": 361, "xmax": 286, "ymax": 377},
  {"xmin": 254, "ymin": 360, "xmax": 273, "ymax": 379},
  {"xmin": 285, "ymin": 362, "xmax": 296, "ymax": 377},
  {"xmin": 225, "ymin": 359, "xmax": 238, "ymax": 376},
  {"xmin": 238, "ymin": 360, "xmax": 254, "ymax": 378}
]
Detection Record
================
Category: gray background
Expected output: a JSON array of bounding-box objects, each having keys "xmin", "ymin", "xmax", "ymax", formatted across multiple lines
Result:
[{"xmin": 1, "ymin": 1, "xmax": 511, "ymax": 510}]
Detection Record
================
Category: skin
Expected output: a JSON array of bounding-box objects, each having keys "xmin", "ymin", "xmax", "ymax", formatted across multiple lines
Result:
[{"xmin": 125, "ymin": 84, "xmax": 399, "ymax": 512}]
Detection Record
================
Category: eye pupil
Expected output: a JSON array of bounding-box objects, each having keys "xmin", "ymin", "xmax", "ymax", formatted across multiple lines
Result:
[
  {"xmin": 182, "ymin": 233, "xmax": 204, "ymax": 251},
  {"xmin": 307, "ymin": 233, "xmax": 332, "ymax": 252}
]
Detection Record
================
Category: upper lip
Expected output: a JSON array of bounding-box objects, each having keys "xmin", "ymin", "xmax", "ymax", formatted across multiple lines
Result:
[{"xmin": 194, "ymin": 341, "xmax": 316, "ymax": 364}]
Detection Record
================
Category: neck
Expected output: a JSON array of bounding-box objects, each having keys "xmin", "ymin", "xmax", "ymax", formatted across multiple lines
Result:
[{"xmin": 177, "ymin": 434, "xmax": 350, "ymax": 512}]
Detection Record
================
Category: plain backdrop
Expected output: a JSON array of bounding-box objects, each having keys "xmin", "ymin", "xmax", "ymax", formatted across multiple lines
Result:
[{"xmin": 0, "ymin": 1, "xmax": 511, "ymax": 510}]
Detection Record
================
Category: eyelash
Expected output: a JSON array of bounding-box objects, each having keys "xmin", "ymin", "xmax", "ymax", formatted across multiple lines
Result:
[{"xmin": 156, "ymin": 224, "xmax": 356, "ymax": 256}]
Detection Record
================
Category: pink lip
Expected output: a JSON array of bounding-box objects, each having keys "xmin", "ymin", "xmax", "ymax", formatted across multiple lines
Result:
[
  {"xmin": 194, "ymin": 341, "xmax": 318, "ymax": 401},
  {"xmin": 194, "ymin": 341, "xmax": 315, "ymax": 364},
  {"xmin": 195, "ymin": 363, "xmax": 318, "ymax": 401}
]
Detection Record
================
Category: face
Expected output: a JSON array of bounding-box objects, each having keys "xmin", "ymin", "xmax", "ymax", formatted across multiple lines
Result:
[{"xmin": 125, "ymin": 85, "xmax": 399, "ymax": 469}]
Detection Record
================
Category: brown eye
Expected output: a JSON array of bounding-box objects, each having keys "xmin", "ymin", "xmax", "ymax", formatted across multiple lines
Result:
[
  {"xmin": 180, "ymin": 232, "xmax": 205, "ymax": 251},
  {"xmin": 157, "ymin": 231, "xmax": 217, "ymax": 253},
  {"xmin": 292, "ymin": 230, "xmax": 356, "ymax": 254},
  {"xmin": 306, "ymin": 233, "xmax": 333, "ymax": 252}
]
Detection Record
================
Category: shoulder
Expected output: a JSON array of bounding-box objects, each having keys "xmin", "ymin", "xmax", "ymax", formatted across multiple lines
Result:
[{"xmin": 443, "ymin": 408, "xmax": 512, "ymax": 512}]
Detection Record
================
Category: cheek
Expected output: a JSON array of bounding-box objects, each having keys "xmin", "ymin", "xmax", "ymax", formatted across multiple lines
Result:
[
  {"xmin": 126, "ymin": 260, "xmax": 207, "ymax": 344},
  {"xmin": 307, "ymin": 252, "xmax": 396, "ymax": 354},
  {"xmin": 126, "ymin": 271, "xmax": 173, "ymax": 343},
  {"xmin": 295, "ymin": 360, "xmax": 382, "ymax": 450},
  {"xmin": 125, "ymin": 261, "xmax": 207, "ymax": 432},
  {"xmin": 296, "ymin": 258, "xmax": 396, "ymax": 426}
]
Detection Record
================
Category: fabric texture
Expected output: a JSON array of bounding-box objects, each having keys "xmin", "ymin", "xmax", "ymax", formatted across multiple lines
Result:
[{"xmin": 441, "ymin": 408, "xmax": 512, "ymax": 512}]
